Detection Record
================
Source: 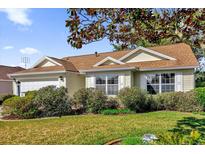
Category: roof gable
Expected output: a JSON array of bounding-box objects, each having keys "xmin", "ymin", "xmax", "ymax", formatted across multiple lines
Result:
[
  {"xmin": 119, "ymin": 46, "xmax": 176, "ymax": 62},
  {"xmin": 121, "ymin": 50, "xmax": 162, "ymax": 63},
  {"xmin": 31, "ymin": 56, "xmax": 62, "ymax": 68},
  {"xmin": 41, "ymin": 60, "xmax": 57, "ymax": 67},
  {"xmin": 93, "ymin": 56, "xmax": 124, "ymax": 67}
]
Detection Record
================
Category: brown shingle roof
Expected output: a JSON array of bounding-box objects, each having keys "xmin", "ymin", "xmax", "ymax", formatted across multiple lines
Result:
[
  {"xmin": 48, "ymin": 57, "xmax": 78, "ymax": 72},
  {"xmin": 14, "ymin": 66, "xmax": 65, "ymax": 74},
  {"xmin": 13, "ymin": 43, "xmax": 199, "ymax": 75},
  {"xmin": 64, "ymin": 43, "xmax": 198, "ymax": 71},
  {"xmin": 15, "ymin": 57, "xmax": 79, "ymax": 74},
  {"xmin": 0, "ymin": 65, "xmax": 24, "ymax": 80}
]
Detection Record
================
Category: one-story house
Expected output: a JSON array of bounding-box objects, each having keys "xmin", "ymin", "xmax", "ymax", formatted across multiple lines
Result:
[
  {"xmin": 10, "ymin": 43, "xmax": 198, "ymax": 96},
  {"xmin": 0, "ymin": 65, "xmax": 24, "ymax": 95}
]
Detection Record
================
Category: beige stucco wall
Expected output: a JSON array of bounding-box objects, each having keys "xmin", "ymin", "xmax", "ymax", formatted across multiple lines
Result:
[
  {"xmin": 66, "ymin": 72, "xmax": 85, "ymax": 96},
  {"xmin": 0, "ymin": 81, "xmax": 13, "ymax": 94},
  {"xmin": 85, "ymin": 69, "xmax": 196, "ymax": 93},
  {"xmin": 11, "ymin": 68, "xmax": 195, "ymax": 96}
]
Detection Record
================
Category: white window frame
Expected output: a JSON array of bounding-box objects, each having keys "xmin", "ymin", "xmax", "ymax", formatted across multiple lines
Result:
[
  {"xmin": 95, "ymin": 74, "xmax": 119, "ymax": 95},
  {"xmin": 161, "ymin": 73, "xmax": 175, "ymax": 93},
  {"xmin": 95, "ymin": 75, "xmax": 106, "ymax": 94},
  {"xmin": 146, "ymin": 73, "xmax": 176, "ymax": 94}
]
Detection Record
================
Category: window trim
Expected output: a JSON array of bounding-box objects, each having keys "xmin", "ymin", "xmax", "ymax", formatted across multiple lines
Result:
[
  {"xmin": 146, "ymin": 73, "xmax": 175, "ymax": 94},
  {"xmin": 95, "ymin": 74, "xmax": 119, "ymax": 95}
]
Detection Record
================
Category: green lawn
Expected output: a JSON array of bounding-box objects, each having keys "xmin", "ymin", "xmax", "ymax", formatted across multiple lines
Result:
[{"xmin": 0, "ymin": 111, "xmax": 204, "ymax": 144}]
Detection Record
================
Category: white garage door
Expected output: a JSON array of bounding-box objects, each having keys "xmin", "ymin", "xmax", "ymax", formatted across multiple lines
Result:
[{"xmin": 20, "ymin": 79, "xmax": 59, "ymax": 94}]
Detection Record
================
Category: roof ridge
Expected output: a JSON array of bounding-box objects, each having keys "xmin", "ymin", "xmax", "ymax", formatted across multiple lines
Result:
[
  {"xmin": 62, "ymin": 49, "xmax": 132, "ymax": 59},
  {"xmin": 62, "ymin": 43, "xmax": 189, "ymax": 60}
]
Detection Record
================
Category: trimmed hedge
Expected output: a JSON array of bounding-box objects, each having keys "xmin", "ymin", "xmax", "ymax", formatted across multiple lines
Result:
[
  {"xmin": 0, "ymin": 94, "xmax": 15, "ymax": 105},
  {"xmin": 87, "ymin": 89, "xmax": 107, "ymax": 113},
  {"xmin": 118, "ymin": 87, "xmax": 204, "ymax": 113},
  {"xmin": 33, "ymin": 86, "xmax": 72, "ymax": 118},
  {"xmin": 2, "ymin": 87, "xmax": 73, "ymax": 119},
  {"xmin": 118, "ymin": 87, "xmax": 154, "ymax": 113},
  {"xmin": 2, "ymin": 95, "xmax": 34, "ymax": 117},
  {"xmin": 73, "ymin": 88, "xmax": 116, "ymax": 113},
  {"xmin": 72, "ymin": 88, "xmax": 93, "ymax": 112},
  {"xmin": 104, "ymin": 97, "xmax": 119, "ymax": 109},
  {"xmin": 154, "ymin": 91, "xmax": 203, "ymax": 112},
  {"xmin": 3, "ymin": 86, "xmax": 205, "ymax": 119}
]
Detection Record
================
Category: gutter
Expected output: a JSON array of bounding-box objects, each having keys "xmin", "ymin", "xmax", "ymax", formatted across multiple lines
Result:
[
  {"xmin": 139, "ymin": 65, "xmax": 199, "ymax": 71},
  {"xmin": 79, "ymin": 65, "xmax": 198, "ymax": 73},
  {"xmin": 79, "ymin": 67, "xmax": 138, "ymax": 73},
  {"xmin": 0, "ymin": 79, "xmax": 12, "ymax": 82},
  {"xmin": 9, "ymin": 70, "xmax": 66, "ymax": 77}
]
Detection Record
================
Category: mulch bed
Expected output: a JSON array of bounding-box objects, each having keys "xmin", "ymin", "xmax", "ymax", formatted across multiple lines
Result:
[
  {"xmin": 105, "ymin": 139, "xmax": 122, "ymax": 145},
  {"xmin": 2, "ymin": 114, "xmax": 22, "ymax": 120}
]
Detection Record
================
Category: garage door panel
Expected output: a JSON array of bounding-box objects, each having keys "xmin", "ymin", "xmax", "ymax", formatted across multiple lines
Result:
[{"xmin": 21, "ymin": 80, "xmax": 59, "ymax": 93}]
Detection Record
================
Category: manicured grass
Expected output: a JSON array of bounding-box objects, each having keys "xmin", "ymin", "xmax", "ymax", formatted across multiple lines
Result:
[
  {"xmin": 122, "ymin": 136, "xmax": 145, "ymax": 145},
  {"xmin": 0, "ymin": 111, "xmax": 204, "ymax": 144}
]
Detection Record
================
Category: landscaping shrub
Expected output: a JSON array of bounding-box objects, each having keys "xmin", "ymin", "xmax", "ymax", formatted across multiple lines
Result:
[
  {"xmin": 33, "ymin": 86, "xmax": 72, "ymax": 117},
  {"xmin": 2, "ymin": 96, "xmax": 33, "ymax": 116},
  {"xmin": 3, "ymin": 86, "xmax": 73, "ymax": 119},
  {"xmin": 158, "ymin": 130, "xmax": 205, "ymax": 145},
  {"xmin": 196, "ymin": 81, "xmax": 205, "ymax": 88},
  {"xmin": 73, "ymin": 88, "xmax": 108, "ymax": 113},
  {"xmin": 25, "ymin": 90, "xmax": 37, "ymax": 98},
  {"xmin": 118, "ymin": 87, "xmax": 152, "ymax": 112},
  {"xmin": 194, "ymin": 87, "xmax": 205, "ymax": 108},
  {"xmin": 145, "ymin": 94, "xmax": 157, "ymax": 111},
  {"xmin": 104, "ymin": 97, "xmax": 119, "ymax": 109},
  {"xmin": 87, "ymin": 89, "xmax": 107, "ymax": 113},
  {"xmin": 101, "ymin": 109, "xmax": 132, "ymax": 115},
  {"xmin": 20, "ymin": 102, "xmax": 39, "ymax": 119},
  {"xmin": 72, "ymin": 88, "xmax": 93, "ymax": 112},
  {"xmin": 0, "ymin": 94, "xmax": 15, "ymax": 105},
  {"xmin": 154, "ymin": 91, "xmax": 203, "ymax": 112}
]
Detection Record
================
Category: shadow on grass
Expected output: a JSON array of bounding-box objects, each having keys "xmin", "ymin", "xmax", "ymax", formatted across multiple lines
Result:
[
  {"xmin": 156, "ymin": 116, "xmax": 205, "ymax": 144},
  {"xmin": 170, "ymin": 117, "xmax": 205, "ymax": 136}
]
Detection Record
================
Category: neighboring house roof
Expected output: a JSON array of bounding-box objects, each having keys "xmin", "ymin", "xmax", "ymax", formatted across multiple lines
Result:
[
  {"xmin": 0, "ymin": 65, "xmax": 25, "ymax": 80},
  {"xmin": 12, "ymin": 43, "xmax": 199, "ymax": 75}
]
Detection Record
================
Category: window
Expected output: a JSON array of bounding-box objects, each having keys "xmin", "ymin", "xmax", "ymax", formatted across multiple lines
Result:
[
  {"xmin": 146, "ymin": 73, "xmax": 175, "ymax": 94},
  {"xmin": 95, "ymin": 75, "xmax": 119, "ymax": 95},
  {"xmin": 107, "ymin": 75, "xmax": 118, "ymax": 95},
  {"xmin": 161, "ymin": 73, "xmax": 175, "ymax": 93},
  {"xmin": 96, "ymin": 76, "xmax": 106, "ymax": 94},
  {"xmin": 147, "ymin": 74, "xmax": 160, "ymax": 94}
]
